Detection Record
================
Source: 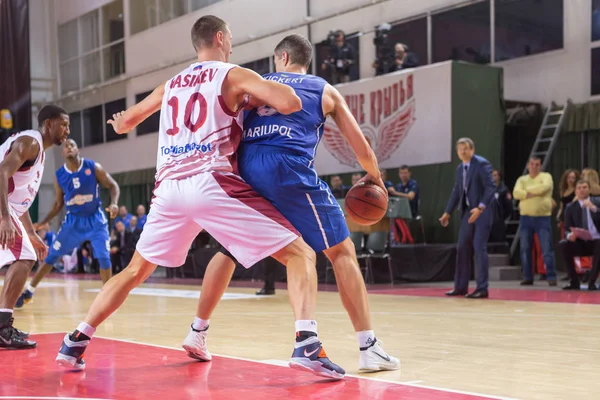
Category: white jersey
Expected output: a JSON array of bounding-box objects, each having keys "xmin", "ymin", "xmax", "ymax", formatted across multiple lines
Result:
[
  {"xmin": 0, "ymin": 130, "xmax": 45, "ymax": 216},
  {"xmin": 156, "ymin": 61, "xmax": 244, "ymax": 182}
]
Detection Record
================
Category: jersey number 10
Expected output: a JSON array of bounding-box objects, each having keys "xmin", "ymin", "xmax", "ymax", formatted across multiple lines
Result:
[{"xmin": 166, "ymin": 93, "xmax": 208, "ymax": 136}]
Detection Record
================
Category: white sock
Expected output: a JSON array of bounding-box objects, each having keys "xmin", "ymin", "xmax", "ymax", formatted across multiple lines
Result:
[
  {"xmin": 295, "ymin": 320, "xmax": 317, "ymax": 335},
  {"xmin": 192, "ymin": 317, "xmax": 209, "ymax": 331},
  {"xmin": 27, "ymin": 283, "xmax": 36, "ymax": 293},
  {"xmin": 75, "ymin": 322, "xmax": 96, "ymax": 339},
  {"xmin": 357, "ymin": 330, "xmax": 376, "ymax": 349},
  {"xmin": 0, "ymin": 308, "xmax": 13, "ymax": 314}
]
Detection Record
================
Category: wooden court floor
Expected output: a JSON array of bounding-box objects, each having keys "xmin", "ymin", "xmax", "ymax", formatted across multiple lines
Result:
[{"xmin": 2, "ymin": 276, "xmax": 600, "ymax": 400}]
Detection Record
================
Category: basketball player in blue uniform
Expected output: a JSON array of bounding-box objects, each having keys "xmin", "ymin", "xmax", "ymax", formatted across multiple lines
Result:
[
  {"xmin": 16, "ymin": 139, "xmax": 120, "ymax": 307},
  {"xmin": 182, "ymin": 34, "xmax": 400, "ymax": 374}
]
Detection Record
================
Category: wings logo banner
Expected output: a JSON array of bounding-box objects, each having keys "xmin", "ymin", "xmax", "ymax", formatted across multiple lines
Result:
[{"xmin": 314, "ymin": 62, "xmax": 452, "ymax": 175}]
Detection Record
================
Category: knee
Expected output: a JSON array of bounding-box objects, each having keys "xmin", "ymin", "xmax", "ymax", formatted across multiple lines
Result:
[
  {"xmin": 327, "ymin": 238, "xmax": 356, "ymax": 267},
  {"xmin": 277, "ymin": 237, "xmax": 316, "ymax": 266}
]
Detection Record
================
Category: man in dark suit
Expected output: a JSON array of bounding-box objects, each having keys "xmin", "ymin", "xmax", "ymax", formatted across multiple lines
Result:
[
  {"xmin": 439, "ymin": 138, "xmax": 496, "ymax": 298},
  {"xmin": 560, "ymin": 180, "xmax": 600, "ymax": 290}
]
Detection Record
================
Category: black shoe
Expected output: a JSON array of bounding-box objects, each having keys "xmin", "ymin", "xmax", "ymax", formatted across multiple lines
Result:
[
  {"xmin": 256, "ymin": 288, "xmax": 275, "ymax": 295},
  {"xmin": 547, "ymin": 280, "xmax": 557, "ymax": 287},
  {"xmin": 8, "ymin": 318, "xmax": 29, "ymax": 338},
  {"xmin": 0, "ymin": 324, "xmax": 36, "ymax": 349},
  {"xmin": 445, "ymin": 290, "xmax": 467, "ymax": 296},
  {"xmin": 520, "ymin": 280, "xmax": 534, "ymax": 286},
  {"xmin": 562, "ymin": 284, "xmax": 581, "ymax": 290},
  {"xmin": 465, "ymin": 289, "xmax": 489, "ymax": 299},
  {"xmin": 588, "ymin": 283, "xmax": 598, "ymax": 291}
]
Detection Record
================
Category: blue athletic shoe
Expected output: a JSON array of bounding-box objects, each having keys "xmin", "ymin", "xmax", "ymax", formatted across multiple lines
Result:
[
  {"xmin": 55, "ymin": 334, "xmax": 88, "ymax": 371},
  {"xmin": 289, "ymin": 337, "xmax": 345, "ymax": 380},
  {"xmin": 15, "ymin": 289, "xmax": 33, "ymax": 308}
]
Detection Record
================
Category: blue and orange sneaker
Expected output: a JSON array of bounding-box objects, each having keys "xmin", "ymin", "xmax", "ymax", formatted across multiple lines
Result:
[
  {"xmin": 15, "ymin": 289, "xmax": 34, "ymax": 308},
  {"xmin": 289, "ymin": 337, "xmax": 345, "ymax": 380},
  {"xmin": 55, "ymin": 334, "xmax": 88, "ymax": 371}
]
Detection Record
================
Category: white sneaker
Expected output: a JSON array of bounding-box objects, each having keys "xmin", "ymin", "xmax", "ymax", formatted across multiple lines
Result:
[
  {"xmin": 358, "ymin": 339, "xmax": 400, "ymax": 372},
  {"xmin": 182, "ymin": 328, "xmax": 212, "ymax": 361}
]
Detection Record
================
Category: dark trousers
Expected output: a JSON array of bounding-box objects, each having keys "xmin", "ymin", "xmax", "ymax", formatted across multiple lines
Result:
[
  {"xmin": 262, "ymin": 257, "xmax": 279, "ymax": 291},
  {"xmin": 559, "ymin": 239, "xmax": 600, "ymax": 286},
  {"xmin": 455, "ymin": 208, "xmax": 492, "ymax": 291},
  {"xmin": 519, "ymin": 216, "xmax": 556, "ymax": 281}
]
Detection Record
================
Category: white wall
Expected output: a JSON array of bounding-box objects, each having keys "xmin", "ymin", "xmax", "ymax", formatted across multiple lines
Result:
[
  {"xmin": 498, "ymin": 0, "xmax": 592, "ymax": 104},
  {"xmin": 31, "ymin": 0, "xmax": 596, "ymax": 176}
]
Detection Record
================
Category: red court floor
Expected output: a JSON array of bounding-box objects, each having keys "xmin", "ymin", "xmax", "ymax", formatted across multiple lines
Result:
[
  {"xmin": 371, "ymin": 287, "xmax": 600, "ymax": 304},
  {"xmin": 0, "ymin": 333, "xmax": 504, "ymax": 400}
]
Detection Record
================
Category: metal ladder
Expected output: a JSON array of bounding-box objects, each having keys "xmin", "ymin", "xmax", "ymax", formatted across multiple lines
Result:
[{"xmin": 508, "ymin": 101, "xmax": 570, "ymax": 259}]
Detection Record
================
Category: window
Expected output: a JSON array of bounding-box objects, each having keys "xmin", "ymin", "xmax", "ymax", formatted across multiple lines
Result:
[
  {"xmin": 58, "ymin": 20, "xmax": 78, "ymax": 62},
  {"xmin": 136, "ymin": 91, "xmax": 161, "ymax": 135},
  {"xmin": 241, "ymin": 58, "xmax": 271, "ymax": 76},
  {"xmin": 69, "ymin": 111, "xmax": 83, "ymax": 148},
  {"xmin": 159, "ymin": 0, "xmax": 187, "ymax": 24},
  {"xmin": 432, "ymin": 1, "xmax": 491, "ymax": 64},
  {"xmin": 60, "ymin": 59, "xmax": 80, "ymax": 94},
  {"xmin": 592, "ymin": 48, "xmax": 600, "ymax": 96},
  {"xmin": 375, "ymin": 17, "xmax": 427, "ymax": 75},
  {"xmin": 494, "ymin": 0, "xmax": 563, "ymax": 62},
  {"xmin": 315, "ymin": 32, "xmax": 360, "ymax": 83},
  {"xmin": 593, "ymin": 0, "xmax": 600, "ymax": 41},
  {"xmin": 105, "ymin": 99, "xmax": 127, "ymax": 142},
  {"xmin": 102, "ymin": 0, "xmax": 124, "ymax": 44},
  {"xmin": 191, "ymin": 0, "xmax": 222, "ymax": 11},
  {"xmin": 82, "ymin": 106, "xmax": 104, "ymax": 146},
  {"xmin": 130, "ymin": 0, "xmax": 157, "ymax": 34},
  {"xmin": 103, "ymin": 42, "xmax": 125, "ymax": 80},
  {"xmin": 58, "ymin": 0, "xmax": 125, "ymax": 94}
]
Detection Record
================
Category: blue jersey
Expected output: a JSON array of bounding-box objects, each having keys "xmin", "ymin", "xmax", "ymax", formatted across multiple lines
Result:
[
  {"xmin": 56, "ymin": 158, "xmax": 102, "ymax": 216},
  {"xmin": 241, "ymin": 72, "xmax": 327, "ymax": 161}
]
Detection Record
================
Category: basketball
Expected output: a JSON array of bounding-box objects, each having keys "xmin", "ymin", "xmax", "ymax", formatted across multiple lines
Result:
[{"xmin": 344, "ymin": 183, "xmax": 388, "ymax": 225}]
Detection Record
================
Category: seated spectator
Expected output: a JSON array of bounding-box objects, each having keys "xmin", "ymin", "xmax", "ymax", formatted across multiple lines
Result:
[
  {"xmin": 489, "ymin": 170, "xmax": 512, "ymax": 243},
  {"xmin": 113, "ymin": 205, "xmax": 132, "ymax": 229},
  {"xmin": 330, "ymin": 175, "xmax": 348, "ymax": 199},
  {"xmin": 557, "ymin": 169, "xmax": 580, "ymax": 230},
  {"xmin": 124, "ymin": 217, "xmax": 143, "ymax": 265},
  {"xmin": 136, "ymin": 204, "xmax": 147, "ymax": 229},
  {"xmin": 351, "ymin": 172, "xmax": 363, "ymax": 186},
  {"xmin": 110, "ymin": 221, "xmax": 130, "ymax": 274},
  {"xmin": 582, "ymin": 168, "xmax": 600, "ymax": 196},
  {"xmin": 388, "ymin": 165, "xmax": 419, "ymax": 244},
  {"xmin": 388, "ymin": 165, "xmax": 419, "ymax": 216},
  {"xmin": 381, "ymin": 169, "xmax": 393, "ymax": 190},
  {"xmin": 560, "ymin": 180, "xmax": 600, "ymax": 290}
]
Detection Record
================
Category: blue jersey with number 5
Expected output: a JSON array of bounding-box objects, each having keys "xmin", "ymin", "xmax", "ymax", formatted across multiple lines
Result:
[{"xmin": 56, "ymin": 158, "xmax": 102, "ymax": 216}]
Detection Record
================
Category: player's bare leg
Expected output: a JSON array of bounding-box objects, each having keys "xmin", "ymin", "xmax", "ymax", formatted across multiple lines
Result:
[
  {"xmin": 323, "ymin": 237, "xmax": 400, "ymax": 372},
  {"xmin": 0, "ymin": 260, "xmax": 37, "ymax": 349},
  {"xmin": 15, "ymin": 262, "xmax": 53, "ymax": 308},
  {"xmin": 56, "ymin": 251, "xmax": 157, "ymax": 370},
  {"xmin": 99, "ymin": 267, "xmax": 112, "ymax": 284},
  {"xmin": 184, "ymin": 238, "xmax": 345, "ymax": 379}
]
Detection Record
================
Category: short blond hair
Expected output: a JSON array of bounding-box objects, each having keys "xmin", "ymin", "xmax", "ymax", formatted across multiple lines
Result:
[{"xmin": 456, "ymin": 137, "xmax": 474, "ymax": 149}]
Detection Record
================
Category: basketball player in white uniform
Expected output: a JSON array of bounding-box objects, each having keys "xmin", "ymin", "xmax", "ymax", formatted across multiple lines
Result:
[
  {"xmin": 57, "ymin": 15, "xmax": 345, "ymax": 379},
  {"xmin": 0, "ymin": 105, "xmax": 70, "ymax": 349}
]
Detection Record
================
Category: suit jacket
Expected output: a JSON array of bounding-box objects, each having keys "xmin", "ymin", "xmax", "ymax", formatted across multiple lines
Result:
[
  {"xmin": 494, "ymin": 182, "xmax": 513, "ymax": 222},
  {"xmin": 564, "ymin": 197, "xmax": 600, "ymax": 238},
  {"xmin": 445, "ymin": 154, "xmax": 495, "ymax": 216}
]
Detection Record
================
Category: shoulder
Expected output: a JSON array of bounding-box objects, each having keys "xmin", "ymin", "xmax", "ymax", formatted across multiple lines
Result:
[
  {"xmin": 541, "ymin": 172, "xmax": 553, "ymax": 179},
  {"xmin": 409, "ymin": 179, "xmax": 419, "ymax": 189},
  {"xmin": 565, "ymin": 201, "xmax": 579, "ymax": 211},
  {"xmin": 474, "ymin": 155, "xmax": 490, "ymax": 166}
]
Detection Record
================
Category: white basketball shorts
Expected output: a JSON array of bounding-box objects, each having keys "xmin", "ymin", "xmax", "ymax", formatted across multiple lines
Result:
[
  {"xmin": 136, "ymin": 171, "xmax": 299, "ymax": 268},
  {"xmin": 0, "ymin": 208, "xmax": 37, "ymax": 268}
]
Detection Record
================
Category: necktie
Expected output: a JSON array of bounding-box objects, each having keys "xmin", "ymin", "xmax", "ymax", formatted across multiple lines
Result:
[
  {"xmin": 462, "ymin": 165, "xmax": 469, "ymax": 208},
  {"xmin": 583, "ymin": 204, "xmax": 590, "ymax": 231}
]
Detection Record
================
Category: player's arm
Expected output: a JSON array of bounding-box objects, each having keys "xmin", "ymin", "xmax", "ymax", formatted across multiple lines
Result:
[
  {"xmin": 226, "ymin": 67, "xmax": 302, "ymax": 115},
  {"xmin": 95, "ymin": 162, "xmax": 120, "ymax": 219},
  {"xmin": 36, "ymin": 178, "xmax": 65, "ymax": 227},
  {"xmin": 0, "ymin": 137, "xmax": 40, "ymax": 247},
  {"xmin": 323, "ymin": 84, "xmax": 382, "ymax": 186},
  {"xmin": 107, "ymin": 83, "xmax": 166, "ymax": 134}
]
